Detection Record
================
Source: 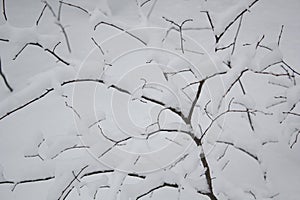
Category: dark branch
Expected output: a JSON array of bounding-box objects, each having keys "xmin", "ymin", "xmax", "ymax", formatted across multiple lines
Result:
[
  {"xmin": 91, "ymin": 37, "xmax": 104, "ymax": 55},
  {"xmin": 277, "ymin": 25, "xmax": 284, "ymax": 46},
  {"xmin": 187, "ymin": 80, "xmax": 205, "ymax": 123},
  {"xmin": 231, "ymin": 15, "xmax": 243, "ymax": 55},
  {"xmin": 140, "ymin": 0, "xmax": 151, "ymax": 7},
  {"xmin": 59, "ymin": 1, "xmax": 90, "ymax": 15},
  {"xmin": 36, "ymin": 5, "xmax": 47, "ymax": 26},
  {"xmin": 216, "ymin": 0, "xmax": 260, "ymax": 43},
  {"xmin": 217, "ymin": 140, "xmax": 259, "ymax": 162},
  {"xmin": 162, "ymin": 17, "xmax": 193, "ymax": 53},
  {"xmin": 136, "ymin": 183, "xmax": 179, "ymax": 199},
  {"xmin": 11, "ymin": 176, "xmax": 55, "ymax": 191},
  {"xmin": 2, "ymin": 0, "xmax": 7, "ymax": 21},
  {"xmin": 58, "ymin": 165, "xmax": 89, "ymax": 200},
  {"xmin": 0, "ymin": 57, "xmax": 13, "ymax": 92},
  {"xmin": 94, "ymin": 21, "xmax": 147, "ymax": 46},
  {"xmin": 200, "ymin": 152, "xmax": 218, "ymax": 200}
]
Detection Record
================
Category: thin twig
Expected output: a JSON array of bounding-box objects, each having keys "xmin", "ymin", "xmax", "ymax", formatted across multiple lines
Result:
[
  {"xmin": 216, "ymin": 43, "xmax": 234, "ymax": 51},
  {"xmin": 216, "ymin": 0, "xmax": 260, "ymax": 43},
  {"xmin": 94, "ymin": 21, "xmax": 147, "ymax": 46},
  {"xmin": 282, "ymin": 60, "xmax": 300, "ymax": 76},
  {"xmin": 0, "ymin": 57, "xmax": 13, "ymax": 92},
  {"xmin": 59, "ymin": 1, "xmax": 90, "ymax": 15},
  {"xmin": 290, "ymin": 130, "xmax": 299, "ymax": 149},
  {"xmin": 43, "ymin": 1, "xmax": 72, "ymax": 53},
  {"xmin": 147, "ymin": 0, "xmax": 158, "ymax": 19},
  {"xmin": 217, "ymin": 140, "xmax": 259, "ymax": 162},
  {"xmin": 162, "ymin": 17, "xmax": 193, "ymax": 53},
  {"xmin": 277, "ymin": 25, "xmax": 284, "ymax": 46},
  {"xmin": 65, "ymin": 101, "xmax": 81, "ymax": 119},
  {"xmin": 56, "ymin": 22, "xmax": 72, "ymax": 53},
  {"xmin": 91, "ymin": 37, "xmax": 104, "ymax": 55},
  {"xmin": 57, "ymin": 0, "xmax": 63, "ymax": 21},
  {"xmin": 36, "ymin": 5, "xmax": 47, "ymax": 26},
  {"xmin": 283, "ymin": 111, "xmax": 300, "ymax": 117},
  {"xmin": 231, "ymin": 15, "xmax": 243, "ymax": 55},
  {"xmin": 2, "ymin": 0, "xmax": 7, "ymax": 21},
  {"xmin": 141, "ymin": 0, "xmax": 151, "ymax": 7}
]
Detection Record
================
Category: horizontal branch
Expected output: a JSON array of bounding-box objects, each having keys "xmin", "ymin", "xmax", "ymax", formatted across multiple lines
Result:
[
  {"xmin": 283, "ymin": 111, "xmax": 300, "ymax": 117},
  {"xmin": 0, "ymin": 79, "xmax": 186, "ymax": 125}
]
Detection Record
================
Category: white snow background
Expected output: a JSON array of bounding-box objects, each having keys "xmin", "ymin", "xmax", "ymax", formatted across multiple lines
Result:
[{"xmin": 0, "ymin": 0, "xmax": 300, "ymax": 199}]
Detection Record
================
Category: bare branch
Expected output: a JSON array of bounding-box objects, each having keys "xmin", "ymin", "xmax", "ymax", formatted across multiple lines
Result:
[
  {"xmin": 201, "ymin": 11, "xmax": 214, "ymax": 31},
  {"xmin": 42, "ymin": 1, "xmax": 56, "ymax": 17},
  {"xmin": 199, "ymin": 151, "xmax": 218, "ymax": 200},
  {"xmin": 146, "ymin": 0, "xmax": 158, "ymax": 19},
  {"xmin": 290, "ymin": 130, "xmax": 300, "ymax": 149},
  {"xmin": 217, "ymin": 145, "xmax": 229, "ymax": 161},
  {"xmin": 217, "ymin": 140, "xmax": 259, "ymax": 162},
  {"xmin": 283, "ymin": 111, "xmax": 300, "ymax": 117},
  {"xmin": 88, "ymin": 119, "xmax": 105, "ymax": 129},
  {"xmin": 0, "ymin": 57, "xmax": 13, "ymax": 92},
  {"xmin": 144, "ymin": 128, "xmax": 192, "ymax": 139},
  {"xmin": 56, "ymin": 22, "xmax": 72, "ymax": 53},
  {"xmin": 218, "ymin": 69, "xmax": 248, "ymax": 109},
  {"xmin": 51, "ymin": 145, "xmax": 89, "ymax": 159},
  {"xmin": 65, "ymin": 101, "xmax": 81, "ymax": 119},
  {"xmin": 174, "ymin": 48, "xmax": 204, "ymax": 55},
  {"xmin": 94, "ymin": 21, "xmax": 147, "ymax": 46},
  {"xmin": 36, "ymin": 5, "xmax": 47, "ymax": 26},
  {"xmin": 162, "ymin": 16, "xmax": 193, "ymax": 53},
  {"xmin": 91, "ymin": 37, "xmax": 104, "ymax": 55},
  {"xmin": 59, "ymin": 1, "xmax": 90, "ymax": 15},
  {"xmin": 0, "ymin": 38, "xmax": 68, "ymax": 65},
  {"xmin": 2, "ymin": 0, "xmax": 7, "ymax": 21},
  {"xmin": 136, "ymin": 183, "xmax": 179, "ymax": 199},
  {"xmin": 256, "ymin": 34, "xmax": 265, "ymax": 49},
  {"xmin": 140, "ymin": 0, "xmax": 151, "ymax": 7},
  {"xmin": 53, "ymin": 41, "xmax": 61, "ymax": 52},
  {"xmin": 11, "ymin": 176, "xmax": 54, "ymax": 191},
  {"xmin": 0, "ymin": 38, "xmax": 9, "ymax": 42},
  {"xmin": 216, "ymin": 43, "xmax": 234, "ymax": 52},
  {"xmin": 57, "ymin": 0, "xmax": 63, "ymax": 21},
  {"xmin": 231, "ymin": 15, "xmax": 243, "ymax": 55},
  {"xmin": 266, "ymin": 100, "xmax": 287, "ymax": 109},
  {"xmin": 216, "ymin": 0, "xmax": 260, "ymax": 43},
  {"xmin": 277, "ymin": 25, "xmax": 284, "ymax": 46},
  {"xmin": 24, "ymin": 154, "xmax": 44, "ymax": 161},
  {"xmin": 58, "ymin": 165, "xmax": 89, "ymax": 200},
  {"xmin": 187, "ymin": 80, "xmax": 205, "ymax": 123},
  {"xmin": 43, "ymin": 1, "xmax": 72, "ymax": 53},
  {"xmin": 282, "ymin": 60, "xmax": 300, "ymax": 76}
]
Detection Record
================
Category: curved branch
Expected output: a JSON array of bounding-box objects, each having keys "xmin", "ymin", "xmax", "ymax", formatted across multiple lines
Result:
[
  {"xmin": 59, "ymin": 1, "xmax": 90, "ymax": 15},
  {"xmin": 136, "ymin": 183, "xmax": 179, "ymax": 200},
  {"xmin": 216, "ymin": 140, "xmax": 259, "ymax": 162},
  {"xmin": 94, "ymin": 21, "xmax": 147, "ymax": 46}
]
